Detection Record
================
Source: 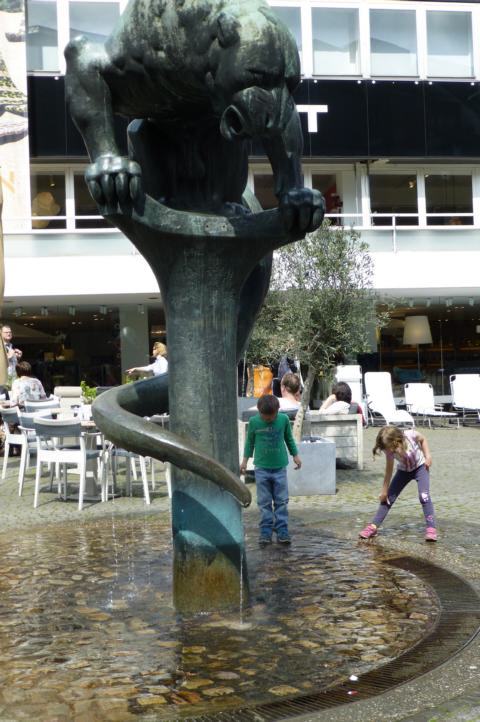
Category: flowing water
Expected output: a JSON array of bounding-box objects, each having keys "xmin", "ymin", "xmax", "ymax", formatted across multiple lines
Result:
[{"xmin": 0, "ymin": 514, "xmax": 439, "ymax": 720}]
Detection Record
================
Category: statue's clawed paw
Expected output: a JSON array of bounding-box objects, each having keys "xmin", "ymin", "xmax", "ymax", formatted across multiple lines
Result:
[
  {"xmin": 85, "ymin": 156, "xmax": 143, "ymax": 209},
  {"xmin": 279, "ymin": 188, "xmax": 325, "ymax": 234}
]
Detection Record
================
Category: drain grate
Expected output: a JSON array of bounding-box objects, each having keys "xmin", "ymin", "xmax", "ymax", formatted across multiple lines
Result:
[{"xmin": 184, "ymin": 557, "xmax": 480, "ymax": 721}]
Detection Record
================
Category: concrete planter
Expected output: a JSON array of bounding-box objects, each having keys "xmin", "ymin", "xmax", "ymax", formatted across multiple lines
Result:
[{"xmin": 288, "ymin": 436, "xmax": 336, "ymax": 496}]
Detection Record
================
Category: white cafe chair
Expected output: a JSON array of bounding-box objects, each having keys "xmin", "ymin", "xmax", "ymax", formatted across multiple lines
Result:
[{"xmin": 33, "ymin": 418, "xmax": 107, "ymax": 510}]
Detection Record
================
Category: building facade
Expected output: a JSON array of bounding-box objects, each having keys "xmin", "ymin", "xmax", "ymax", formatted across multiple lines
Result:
[{"xmin": 2, "ymin": 0, "xmax": 480, "ymax": 391}]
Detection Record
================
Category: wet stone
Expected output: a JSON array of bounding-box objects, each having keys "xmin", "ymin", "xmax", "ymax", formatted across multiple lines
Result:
[{"xmin": 0, "ymin": 516, "xmax": 440, "ymax": 719}]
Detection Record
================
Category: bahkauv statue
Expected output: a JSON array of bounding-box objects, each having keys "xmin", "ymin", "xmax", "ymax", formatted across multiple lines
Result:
[{"xmin": 65, "ymin": 0, "xmax": 324, "ymax": 612}]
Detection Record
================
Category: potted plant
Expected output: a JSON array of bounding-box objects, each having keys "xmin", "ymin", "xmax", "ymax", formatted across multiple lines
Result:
[{"xmin": 80, "ymin": 380, "xmax": 97, "ymax": 405}]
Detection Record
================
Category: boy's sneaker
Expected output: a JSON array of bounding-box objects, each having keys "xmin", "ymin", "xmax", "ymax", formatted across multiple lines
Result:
[
  {"xmin": 258, "ymin": 536, "xmax": 272, "ymax": 547},
  {"xmin": 359, "ymin": 523, "xmax": 378, "ymax": 539},
  {"xmin": 277, "ymin": 533, "xmax": 291, "ymax": 545},
  {"xmin": 425, "ymin": 527, "xmax": 437, "ymax": 542}
]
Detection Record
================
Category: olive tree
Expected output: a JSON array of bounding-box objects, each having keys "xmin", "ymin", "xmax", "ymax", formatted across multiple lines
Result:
[{"xmin": 248, "ymin": 222, "xmax": 388, "ymax": 441}]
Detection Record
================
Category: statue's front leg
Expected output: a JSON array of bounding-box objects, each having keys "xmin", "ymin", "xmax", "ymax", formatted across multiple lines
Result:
[
  {"xmin": 263, "ymin": 107, "xmax": 325, "ymax": 233},
  {"xmin": 65, "ymin": 37, "xmax": 142, "ymax": 209}
]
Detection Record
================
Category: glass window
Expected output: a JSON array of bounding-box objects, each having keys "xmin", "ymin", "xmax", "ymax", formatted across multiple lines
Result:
[
  {"xmin": 27, "ymin": 0, "xmax": 59, "ymax": 72},
  {"xmin": 69, "ymin": 2, "xmax": 120, "ymax": 44},
  {"xmin": 30, "ymin": 172, "xmax": 66, "ymax": 229},
  {"xmin": 312, "ymin": 8, "xmax": 360, "ymax": 76},
  {"xmin": 370, "ymin": 10, "xmax": 417, "ymax": 77},
  {"xmin": 427, "ymin": 11, "xmax": 473, "ymax": 78},
  {"xmin": 425, "ymin": 174, "xmax": 473, "ymax": 226},
  {"xmin": 312, "ymin": 174, "xmax": 342, "ymax": 223},
  {"xmin": 271, "ymin": 7, "xmax": 302, "ymax": 52},
  {"xmin": 74, "ymin": 174, "xmax": 108, "ymax": 229},
  {"xmin": 253, "ymin": 175, "xmax": 277, "ymax": 210},
  {"xmin": 369, "ymin": 175, "xmax": 418, "ymax": 226}
]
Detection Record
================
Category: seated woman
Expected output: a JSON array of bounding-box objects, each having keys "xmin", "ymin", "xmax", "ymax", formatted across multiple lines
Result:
[
  {"xmin": 126, "ymin": 342, "xmax": 168, "ymax": 377},
  {"xmin": 10, "ymin": 360, "xmax": 47, "ymax": 407},
  {"xmin": 320, "ymin": 381, "xmax": 364, "ymax": 423},
  {"xmin": 279, "ymin": 372, "xmax": 301, "ymax": 410}
]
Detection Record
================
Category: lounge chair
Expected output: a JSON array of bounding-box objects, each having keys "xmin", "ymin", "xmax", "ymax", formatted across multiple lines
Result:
[
  {"xmin": 364, "ymin": 372, "xmax": 415, "ymax": 427},
  {"xmin": 450, "ymin": 374, "xmax": 480, "ymax": 424},
  {"xmin": 404, "ymin": 383, "xmax": 459, "ymax": 428}
]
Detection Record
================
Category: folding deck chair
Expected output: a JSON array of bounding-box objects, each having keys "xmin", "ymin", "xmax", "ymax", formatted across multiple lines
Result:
[
  {"xmin": 404, "ymin": 383, "xmax": 459, "ymax": 428},
  {"xmin": 450, "ymin": 374, "xmax": 480, "ymax": 424},
  {"xmin": 364, "ymin": 372, "xmax": 415, "ymax": 427}
]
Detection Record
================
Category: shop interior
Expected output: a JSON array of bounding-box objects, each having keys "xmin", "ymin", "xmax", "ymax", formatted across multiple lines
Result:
[
  {"xmin": 0, "ymin": 305, "xmax": 166, "ymax": 395},
  {"xmin": 378, "ymin": 297, "xmax": 480, "ymax": 395}
]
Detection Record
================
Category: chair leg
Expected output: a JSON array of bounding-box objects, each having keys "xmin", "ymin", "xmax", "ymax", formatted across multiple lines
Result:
[
  {"xmin": 78, "ymin": 460, "xmax": 86, "ymax": 511},
  {"xmin": 63, "ymin": 463, "xmax": 68, "ymax": 500},
  {"xmin": 33, "ymin": 459, "xmax": 42, "ymax": 508},
  {"xmin": 150, "ymin": 458, "xmax": 156, "ymax": 491},
  {"xmin": 130, "ymin": 457, "xmax": 138, "ymax": 481},
  {"xmin": 139, "ymin": 456, "xmax": 150, "ymax": 505},
  {"xmin": 18, "ymin": 446, "xmax": 28, "ymax": 496},
  {"xmin": 166, "ymin": 462, "xmax": 172, "ymax": 498},
  {"xmin": 2, "ymin": 441, "xmax": 9, "ymax": 480},
  {"xmin": 126, "ymin": 456, "xmax": 132, "ymax": 496}
]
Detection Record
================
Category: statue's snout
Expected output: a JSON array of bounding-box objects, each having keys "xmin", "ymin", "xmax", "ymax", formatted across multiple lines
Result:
[{"xmin": 220, "ymin": 87, "xmax": 286, "ymax": 141}]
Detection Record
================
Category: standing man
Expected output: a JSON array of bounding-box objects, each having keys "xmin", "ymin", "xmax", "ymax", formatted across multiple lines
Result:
[{"xmin": 2, "ymin": 325, "xmax": 22, "ymax": 386}]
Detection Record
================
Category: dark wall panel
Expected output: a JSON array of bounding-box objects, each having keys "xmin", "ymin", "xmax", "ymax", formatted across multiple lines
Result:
[
  {"xmin": 309, "ymin": 80, "xmax": 368, "ymax": 157},
  {"xmin": 28, "ymin": 76, "xmax": 127, "ymax": 158},
  {"xmin": 425, "ymin": 82, "xmax": 480, "ymax": 157},
  {"xmin": 28, "ymin": 76, "xmax": 67, "ymax": 156},
  {"xmin": 368, "ymin": 81, "xmax": 426, "ymax": 157},
  {"xmin": 28, "ymin": 76, "xmax": 480, "ymax": 161}
]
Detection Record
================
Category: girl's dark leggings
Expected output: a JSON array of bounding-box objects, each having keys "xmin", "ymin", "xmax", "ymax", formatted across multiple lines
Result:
[{"xmin": 372, "ymin": 463, "xmax": 435, "ymax": 528}]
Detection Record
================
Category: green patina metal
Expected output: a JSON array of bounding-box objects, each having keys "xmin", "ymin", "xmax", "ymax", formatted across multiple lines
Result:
[{"xmin": 65, "ymin": 0, "xmax": 324, "ymax": 612}]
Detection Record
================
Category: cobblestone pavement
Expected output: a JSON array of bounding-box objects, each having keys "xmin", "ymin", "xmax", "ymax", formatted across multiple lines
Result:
[{"xmin": 0, "ymin": 425, "xmax": 479, "ymax": 721}]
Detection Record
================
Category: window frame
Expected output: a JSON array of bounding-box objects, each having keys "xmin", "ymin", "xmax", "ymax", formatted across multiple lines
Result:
[
  {"xmin": 367, "ymin": 165, "xmax": 480, "ymax": 228},
  {"xmin": 26, "ymin": 0, "xmax": 123, "ymax": 75},
  {"xmin": 29, "ymin": 164, "xmax": 115, "ymax": 233}
]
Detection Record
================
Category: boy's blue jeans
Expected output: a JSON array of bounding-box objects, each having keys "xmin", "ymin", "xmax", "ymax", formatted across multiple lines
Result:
[{"xmin": 255, "ymin": 467, "xmax": 289, "ymax": 538}]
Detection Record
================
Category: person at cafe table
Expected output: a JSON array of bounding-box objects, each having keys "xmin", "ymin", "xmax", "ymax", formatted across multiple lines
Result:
[{"xmin": 10, "ymin": 361, "xmax": 47, "ymax": 408}]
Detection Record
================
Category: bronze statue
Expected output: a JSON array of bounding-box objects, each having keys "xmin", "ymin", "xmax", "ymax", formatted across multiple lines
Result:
[{"xmin": 66, "ymin": 0, "xmax": 324, "ymax": 612}]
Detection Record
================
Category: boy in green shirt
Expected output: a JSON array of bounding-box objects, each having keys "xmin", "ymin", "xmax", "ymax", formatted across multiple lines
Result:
[{"xmin": 240, "ymin": 395, "xmax": 301, "ymax": 546}]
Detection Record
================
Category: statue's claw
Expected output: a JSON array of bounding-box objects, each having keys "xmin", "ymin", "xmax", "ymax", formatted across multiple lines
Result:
[
  {"xmin": 85, "ymin": 156, "xmax": 143, "ymax": 210},
  {"xmin": 279, "ymin": 188, "xmax": 325, "ymax": 234}
]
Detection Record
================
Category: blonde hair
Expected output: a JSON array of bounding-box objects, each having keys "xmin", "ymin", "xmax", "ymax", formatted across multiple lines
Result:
[
  {"xmin": 281, "ymin": 372, "xmax": 301, "ymax": 395},
  {"xmin": 372, "ymin": 425, "xmax": 406, "ymax": 457},
  {"xmin": 153, "ymin": 342, "xmax": 167, "ymax": 357}
]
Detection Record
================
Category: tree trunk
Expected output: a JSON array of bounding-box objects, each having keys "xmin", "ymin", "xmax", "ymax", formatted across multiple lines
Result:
[{"xmin": 293, "ymin": 365, "xmax": 316, "ymax": 443}]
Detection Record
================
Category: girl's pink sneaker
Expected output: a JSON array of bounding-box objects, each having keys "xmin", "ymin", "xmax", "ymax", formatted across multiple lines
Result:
[
  {"xmin": 425, "ymin": 527, "xmax": 437, "ymax": 542},
  {"xmin": 359, "ymin": 523, "xmax": 378, "ymax": 539}
]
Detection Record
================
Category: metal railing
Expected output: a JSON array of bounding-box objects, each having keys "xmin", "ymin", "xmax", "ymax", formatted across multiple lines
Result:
[{"xmin": 2, "ymin": 212, "xmax": 478, "ymax": 254}]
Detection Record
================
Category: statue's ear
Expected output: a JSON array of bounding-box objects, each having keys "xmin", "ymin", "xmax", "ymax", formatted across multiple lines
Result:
[{"xmin": 215, "ymin": 12, "xmax": 240, "ymax": 48}]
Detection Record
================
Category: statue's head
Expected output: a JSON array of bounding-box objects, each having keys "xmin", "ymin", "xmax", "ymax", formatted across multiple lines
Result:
[{"xmin": 205, "ymin": 5, "xmax": 300, "ymax": 141}]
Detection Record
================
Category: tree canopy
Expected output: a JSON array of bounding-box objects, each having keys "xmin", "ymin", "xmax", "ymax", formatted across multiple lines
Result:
[
  {"xmin": 247, "ymin": 222, "xmax": 388, "ymax": 437},
  {"xmin": 248, "ymin": 222, "xmax": 385, "ymax": 375}
]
